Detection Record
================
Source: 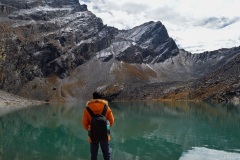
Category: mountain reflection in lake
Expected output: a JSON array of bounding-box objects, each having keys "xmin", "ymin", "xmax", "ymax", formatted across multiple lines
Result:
[{"xmin": 0, "ymin": 101, "xmax": 240, "ymax": 160}]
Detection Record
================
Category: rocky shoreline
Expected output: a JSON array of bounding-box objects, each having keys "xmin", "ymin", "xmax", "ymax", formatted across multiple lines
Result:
[{"xmin": 0, "ymin": 90, "xmax": 43, "ymax": 107}]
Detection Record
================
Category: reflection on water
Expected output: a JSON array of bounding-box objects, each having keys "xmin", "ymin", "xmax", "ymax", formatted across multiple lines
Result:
[
  {"xmin": 0, "ymin": 103, "xmax": 89, "ymax": 160},
  {"xmin": 0, "ymin": 101, "xmax": 240, "ymax": 160},
  {"xmin": 180, "ymin": 147, "xmax": 240, "ymax": 160}
]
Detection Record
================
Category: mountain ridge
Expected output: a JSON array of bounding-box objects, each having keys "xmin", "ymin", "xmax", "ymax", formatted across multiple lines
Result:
[{"xmin": 0, "ymin": 0, "xmax": 239, "ymax": 103}]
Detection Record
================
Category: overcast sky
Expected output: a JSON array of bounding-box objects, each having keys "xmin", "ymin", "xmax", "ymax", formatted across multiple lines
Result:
[{"xmin": 79, "ymin": 0, "xmax": 240, "ymax": 53}]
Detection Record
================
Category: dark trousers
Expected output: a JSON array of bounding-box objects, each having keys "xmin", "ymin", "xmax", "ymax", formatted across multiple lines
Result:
[{"xmin": 90, "ymin": 141, "xmax": 111, "ymax": 160}]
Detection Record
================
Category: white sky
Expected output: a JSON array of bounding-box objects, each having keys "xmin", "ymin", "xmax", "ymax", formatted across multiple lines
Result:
[{"xmin": 79, "ymin": 0, "xmax": 240, "ymax": 53}]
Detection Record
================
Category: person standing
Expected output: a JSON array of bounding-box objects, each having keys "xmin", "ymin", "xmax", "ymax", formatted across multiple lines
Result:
[{"xmin": 82, "ymin": 92, "xmax": 114, "ymax": 160}]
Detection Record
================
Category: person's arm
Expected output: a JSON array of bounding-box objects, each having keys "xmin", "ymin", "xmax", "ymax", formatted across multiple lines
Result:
[
  {"xmin": 82, "ymin": 109, "xmax": 90, "ymax": 130},
  {"xmin": 106, "ymin": 107, "xmax": 114, "ymax": 127}
]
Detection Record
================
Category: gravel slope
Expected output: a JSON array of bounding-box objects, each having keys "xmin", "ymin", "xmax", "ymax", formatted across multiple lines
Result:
[{"xmin": 0, "ymin": 90, "xmax": 43, "ymax": 107}]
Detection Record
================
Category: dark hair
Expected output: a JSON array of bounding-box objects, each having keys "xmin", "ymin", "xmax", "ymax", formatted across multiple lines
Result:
[{"xmin": 93, "ymin": 92, "xmax": 103, "ymax": 99}]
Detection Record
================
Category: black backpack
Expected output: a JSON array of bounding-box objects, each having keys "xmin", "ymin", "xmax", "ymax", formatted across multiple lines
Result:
[{"xmin": 86, "ymin": 105, "xmax": 108, "ymax": 143}]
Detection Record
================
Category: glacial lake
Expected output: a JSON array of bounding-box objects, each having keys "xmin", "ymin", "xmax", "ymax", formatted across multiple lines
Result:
[{"xmin": 0, "ymin": 101, "xmax": 240, "ymax": 160}]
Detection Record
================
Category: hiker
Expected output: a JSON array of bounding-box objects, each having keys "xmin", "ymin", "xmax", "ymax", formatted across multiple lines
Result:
[{"xmin": 82, "ymin": 92, "xmax": 114, "ymax": 160}]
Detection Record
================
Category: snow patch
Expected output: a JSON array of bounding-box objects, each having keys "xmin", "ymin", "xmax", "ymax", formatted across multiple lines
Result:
[{"xmin": 96, "ymin": 41, "xmax": 132, "ymax": 59}]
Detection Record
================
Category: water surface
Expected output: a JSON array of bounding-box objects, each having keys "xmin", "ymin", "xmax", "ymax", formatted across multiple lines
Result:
[{"xmin": 0, "ymin": 101, "xmax": 240, "ymax": 160}]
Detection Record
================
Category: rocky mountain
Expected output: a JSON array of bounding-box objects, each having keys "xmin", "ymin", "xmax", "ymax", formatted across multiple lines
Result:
[
  {"xmin": 113, "ymin": 46, "xmax": 240, "ymax": 103},
  {"xmin": 0, "ymin": 0, "xmax": 239, "ymax": 102},
  {"xmin": 186, "ymin": 48, "xmax": 240, "ymax": 103},
  {"xmin": 155, "ymin": 47, "xmax": 240, "ymax": 103}
]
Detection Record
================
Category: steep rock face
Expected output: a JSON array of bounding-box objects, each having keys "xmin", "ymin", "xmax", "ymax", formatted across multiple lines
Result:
[
  {"xmin": 0, "ymin": 0, "xmax": 82, "ymax": 9},
  {"xmin": 0, "ymin": 0, "xmax": 239, "ymax": 101},
  {"xmin": 97, "ymin": 21, "xmax": 179, "ymax": 63},
  {"xmin": 0, "ymin": 0, "xmax": 107, "ymax": 94}
]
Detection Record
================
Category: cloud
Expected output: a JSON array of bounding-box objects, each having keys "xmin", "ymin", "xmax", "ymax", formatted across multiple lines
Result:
[
  {"xmin": 80, "ymin": 0, "xmax": 90, "ymax": 2},
  {"xmin": 120, "ymin": 2, "xmax": 149, "ymax": 14},
  {"xmin": 79, "ymin": 0, "xmax": 240, "ymax": 53},
  {"xmin": 196, "ymin": 17, "xmax": 240, "ymax": 29},
  {"xmin": 172, "ymin": 20, "xmax": 240, "ymax": 53}
]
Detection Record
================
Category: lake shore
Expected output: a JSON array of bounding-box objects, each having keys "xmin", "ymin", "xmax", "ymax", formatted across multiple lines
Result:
[{"xmin": 0, "ymin": 90, "xmax": 44, "ymax": 107}]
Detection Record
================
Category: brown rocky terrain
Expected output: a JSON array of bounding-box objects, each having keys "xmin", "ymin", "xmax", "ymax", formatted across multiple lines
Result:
[{"xmin": 156, "ymin": 47, "xmax": 240, "ymax": 103}]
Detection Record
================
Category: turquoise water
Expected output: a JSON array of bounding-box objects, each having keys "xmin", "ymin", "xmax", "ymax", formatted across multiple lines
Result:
[{"xmin": 0, "ymin": 101, "xmax": 240, "ymax": 160}]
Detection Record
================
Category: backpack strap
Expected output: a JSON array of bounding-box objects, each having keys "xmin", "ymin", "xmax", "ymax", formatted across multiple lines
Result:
[
  {"xmin": 86, "ymin": 107, "xmax": 95, "ymax": 117},
  {"xmin": 101, "ymin": 104, "xmax": 108, "ymax": 116},
  {"xmin": 86, "ymin": 104, "xmax": 108, "ymax": 117}
]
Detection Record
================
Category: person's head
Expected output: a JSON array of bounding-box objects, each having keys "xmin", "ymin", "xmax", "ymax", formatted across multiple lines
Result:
[{"xmin": 92, "ymin": 92, "xmax": 103, "ymax": 99}]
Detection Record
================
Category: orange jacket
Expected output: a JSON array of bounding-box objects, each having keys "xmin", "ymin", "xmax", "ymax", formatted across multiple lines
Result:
[{"xmin": 82, "ymin": 99, "xmax": 114, "ymax": 142}]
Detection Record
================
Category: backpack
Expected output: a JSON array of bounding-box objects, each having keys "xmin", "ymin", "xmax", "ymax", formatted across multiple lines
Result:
[{"xmin": 86, "ymin": 105, "xmax": 108, "ymax": 143}]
